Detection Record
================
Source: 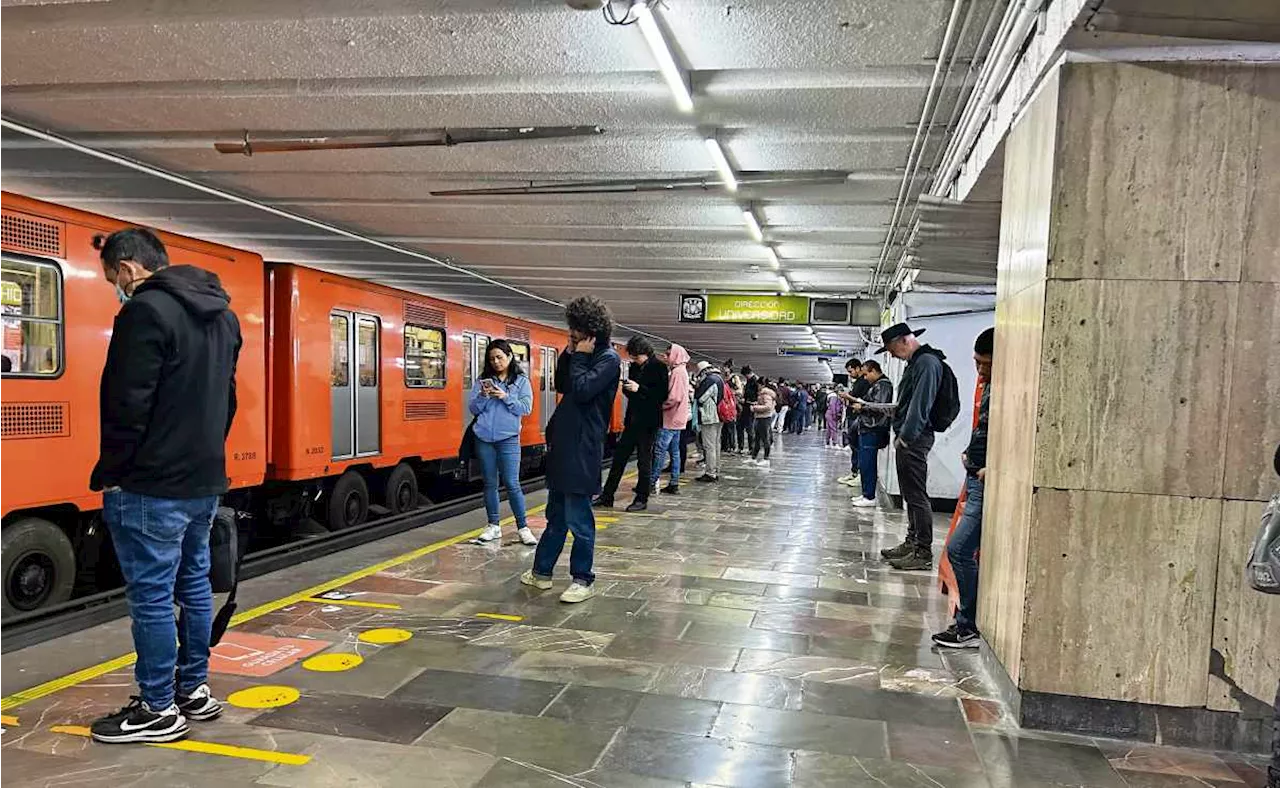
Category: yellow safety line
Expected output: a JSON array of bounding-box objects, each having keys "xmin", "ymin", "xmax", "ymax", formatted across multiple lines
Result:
[
  {"xmin": 1, "ymin": 505, "xmax": 545, "ymax": 712},
  {"xmin": 474, "ymin": 612, "xmax": 524, "ymax": 622},
  {"xmin": 1, "ymin": 714, "xmax": 18, "ymax": 726},
  {"xmin": 301, "ymin": 596, "xmax": 401, "ymax": 610},
  {"xmin": 50, "ymin": 725, "xmax": 311, "ymax": 766},
  {"xmin": 1, "ymin": 468, "xmax": 639, "ymax": 713}
]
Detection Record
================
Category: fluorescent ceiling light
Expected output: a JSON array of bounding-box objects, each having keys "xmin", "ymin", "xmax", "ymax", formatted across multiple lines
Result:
[
  {"xmin": 742, "ymin": 209, "xmax": 763, "ymax": 242},
  {"xmin": 777, "ymin": 275, "xmax": 791, "ymax": 293},
  {"xmin": 635, "ymin": 5, "xmax": 694, "ymax": 113},
  {"xmin": 764, "ymin": 247, "xmax": 781, "ymax": 270},
  {"xmin": 704, "ymin": 138, "xmax": 738, "ymax": 192}
]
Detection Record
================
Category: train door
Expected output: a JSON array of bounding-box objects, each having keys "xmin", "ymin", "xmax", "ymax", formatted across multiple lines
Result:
[
  {"xmin": 330, "ymin": 311, "xmax": 381, "ymax": 459},
  {"xmin": 539, "ymin": 346, "xmax": 558, "ymax": 432},
  {"xmin": 460, "ymin": 332, "xmax": 490, "ymax": 417}
]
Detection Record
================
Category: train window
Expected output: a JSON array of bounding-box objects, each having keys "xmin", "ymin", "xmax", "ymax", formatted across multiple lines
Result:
[
  {"xmin": 357, "ymin": 317, "xmax": 378, "ymax": 387},
  {"xmin": 329, "ymin": 314, "xmax": 349, "ymax": 387},
  {"xmin": 508, "ymin": 341, "xmax": 530, "ymax": 367},
  {"xmin": 461, "ymin": 334, "xmax": 475, "ymax": 392},
  {"xmin": 404, "ymin": 324, "xmax": 445, "ymax": 389},
  {"xmin": 1, "ymin": 257, "xmax": 62, "ymax": 377}
]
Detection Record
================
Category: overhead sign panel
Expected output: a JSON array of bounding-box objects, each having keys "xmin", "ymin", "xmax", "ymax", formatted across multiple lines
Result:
[
  {"xmin": 777, "ymin": 346, "xmax": 845, "ymax": 357},
  {"xmin": 680, "ymin": 294, "xmax": 811, "ymax": 325}
]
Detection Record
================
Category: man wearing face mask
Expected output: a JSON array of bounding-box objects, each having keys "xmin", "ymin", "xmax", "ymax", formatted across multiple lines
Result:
[{"xmin": 87, "ymin": 228, "xmax": 242, "ymax": 745}]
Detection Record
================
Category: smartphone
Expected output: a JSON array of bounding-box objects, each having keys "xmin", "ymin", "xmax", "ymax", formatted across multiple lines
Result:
[{"xmin": 480, "ymin": 379, "xmax": 495, "ymax": 392}]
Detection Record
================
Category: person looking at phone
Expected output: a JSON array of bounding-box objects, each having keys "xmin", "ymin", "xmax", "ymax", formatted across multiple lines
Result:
[
  {"xmin": 470, "ymin": 339, "xmax": 537, "ymax": 546},
  {"xmin": 594, "ymin": 335, "xmax": 668, "ymax": 512}
]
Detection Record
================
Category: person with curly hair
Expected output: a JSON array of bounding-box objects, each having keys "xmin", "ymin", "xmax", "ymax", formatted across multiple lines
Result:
[{"xmin": 522, "ymin": 296, "xmax": 621, "ymax": 603}]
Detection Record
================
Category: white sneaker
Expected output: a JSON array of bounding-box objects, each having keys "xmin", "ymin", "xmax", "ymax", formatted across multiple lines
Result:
[
  {"xmin": 758, "ymin": 459, "xmax": 771, "ymax": 469},
  {"xmin": 517, "ymin": 527, "xmax": 538, "ymax": 546},
  {"xmin": 520, "ymin": 570, "xmax": 553, "ymax": 590},
  {"xmin": 852, "ymin": 497, "xmax": 877, "ymax": 508},
  {"xmin": 477, "ymin": 524, "xmax": 502, "ymax": 542},
  {"xmin": 559, "ymin": 582, "xmax": 596, "ymax": 604},
  {"xmin": 836, "ymin": 474, "xmax": 853, "ymax": 483}
]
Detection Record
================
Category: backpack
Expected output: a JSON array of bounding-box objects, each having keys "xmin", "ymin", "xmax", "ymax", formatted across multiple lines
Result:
[
  {"xmin": 717, "ymin": 380, "xmax": 738, "ymax": 422},
  {"xmin": 1247, "ymin": 494, "xmax": 1280, "ymax": 594},
  {"xmin": 928, "ymin": 356, "xmax": 961, "ymax": 432}
]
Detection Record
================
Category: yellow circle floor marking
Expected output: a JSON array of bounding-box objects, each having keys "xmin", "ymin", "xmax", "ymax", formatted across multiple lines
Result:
[
  {"xmin": 358, "ymin": 627, "xmax": 414, "ymax": 645},
  {"xmin": 226, "ymin": 685, "xmax": 301, "ymax": 709},
  {"xmin": 302, "ymin": 653, "xmax": 364, "ymax": 672}
]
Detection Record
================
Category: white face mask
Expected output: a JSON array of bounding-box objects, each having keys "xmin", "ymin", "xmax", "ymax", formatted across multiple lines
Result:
[{"xmin": 114, "ymin": 282, "xmax": 130, "ymax": 304}]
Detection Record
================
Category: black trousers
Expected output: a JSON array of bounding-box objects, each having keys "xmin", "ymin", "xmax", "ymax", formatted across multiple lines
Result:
[
  {"xmin": 894, "ymin": 432, "xmax": 935, "ymax": 549},
  {"xmin": 722, "ymin": 420, "xmax": 737, "ymax": 452},
  {"xmin": 751, "ymin": 418, "xmax": 773, "ymax": 459},
  {"xmin": 600, "ymin": 426, "xmax": 656, "ymax": 502},
  {"xmin": 738, "ymin": 411, "xmax": 754, "ymax": 453},
  {"xmin": 1270, "ymin": 679, "xmax": 1279, "ymax": 786}
]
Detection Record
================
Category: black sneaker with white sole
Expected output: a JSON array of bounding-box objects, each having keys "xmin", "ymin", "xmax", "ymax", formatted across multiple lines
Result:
[
  {"xmin": 176, "ymin": 683, "xmax": 224, "ymax": 721},
  {"xmin": 90, "ymin": 697, "xmax": 189, "ymax": 743},
  {"xmin": 931, "ymin": 625, "xmax": 981, "ymax": 649}
]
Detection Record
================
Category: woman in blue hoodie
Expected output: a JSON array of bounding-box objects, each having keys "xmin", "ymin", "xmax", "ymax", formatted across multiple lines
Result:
[{"xmin": 469, "ymin": 339, "xmax": 537, "ymax": 546}]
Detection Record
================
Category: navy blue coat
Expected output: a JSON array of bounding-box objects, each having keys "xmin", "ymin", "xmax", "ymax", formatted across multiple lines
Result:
[{"xmin": 545, "ymin": 344, "xmax": 622, "ymax": 496}]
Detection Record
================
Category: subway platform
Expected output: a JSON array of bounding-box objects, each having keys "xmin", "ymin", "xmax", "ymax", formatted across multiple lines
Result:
[{"xmin": 1, "ymin": 435, "xmax": 1272, "ymax": 787}]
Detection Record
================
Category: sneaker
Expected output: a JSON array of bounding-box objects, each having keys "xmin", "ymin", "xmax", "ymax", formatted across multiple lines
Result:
[
  {"xmin": 517, "ymin": 527, "xmax": 539, "ymax": 546},
  {"xmin": 90, "ymin": 698, "xmax": 188, "ymax": 744},
  {"xmin": 176, "ymin": 684, "xmax": 223, "ymax": 722},
  {"xmin": 559, "ymin": 582, "xmax": 596, "ymax": 604},
  {"xmin": 836, "ymin": 474, "xmax": 854, "ymax": 483},
  {"xmin": 880, "ymin": 541, "xmax": 915, "ymax": 560},
  {"xmin": 852, "ymin": 497, "xmax": 877, "ymax": 508},
  {"xmin": 757, "ymin": 459, "xmax": 770, "ymax": 468},
  {"xmin": 520, "ymin": 570, "xmax": 553, "ymax": 590},
  {"xmin": 477, "ymin": 524, "xmax": 502, "ymax": 542},
  {"xmin": 695, "ymin": 474, "xmax": 716, "ymax": 483},
  {"xmin": 660, "ymin": 485, "xmax": 679, "ymax": 495},
  {"xmin": 889, "ymin": 548, "xmax": 933, "ymax": 571},
  {"xmin": 625, "ymin": 499, "xmax": 648, "ymax": 512},
  {"xmin": 932, "ymin": 626, "xmax": 980, "ymax": 649},
  {"xmin": 591, "ymin": 496, "xmax": 614, "ymax": 509}
]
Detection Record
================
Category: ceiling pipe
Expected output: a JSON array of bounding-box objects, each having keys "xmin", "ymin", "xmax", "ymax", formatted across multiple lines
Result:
[
  {"xmin": 0, "ymin": 117, "xmax": 685, "ymax": 348},
  {"xmin": 869, "ymin": 0, "xmax": 969, "ymax": 296},
  {"xmin": 930, "ymin": 0, "xmax": 1044, "ymax": 197}
]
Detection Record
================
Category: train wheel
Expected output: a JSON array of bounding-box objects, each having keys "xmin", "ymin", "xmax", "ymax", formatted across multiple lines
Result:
[
  {"xmin": 383, "ymin": 463, "xmax": 419, "ymax": 516},
  {"xmin": 2, "ymin": 517, "xmax": 76, "ymax": 617},
  {"xmin": 327, "ymin": 471, "xmax": 369, "ymax": 531}
]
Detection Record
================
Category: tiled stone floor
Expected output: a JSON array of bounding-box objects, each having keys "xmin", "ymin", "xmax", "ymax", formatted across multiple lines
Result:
[{"xmin": 1, "ymin": 433, "xmax": 1273, "ymax": 786}]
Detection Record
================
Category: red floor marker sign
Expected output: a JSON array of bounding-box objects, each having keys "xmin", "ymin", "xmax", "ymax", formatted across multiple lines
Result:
[{"xmin": 209, "ymin": 632, "xmax": 329, "ymax": 677}]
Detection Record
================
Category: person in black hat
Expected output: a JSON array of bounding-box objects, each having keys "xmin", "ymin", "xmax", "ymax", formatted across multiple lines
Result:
[{"xmin": 870, "ymin": 322, "xmax": 948, "ymax": 570}]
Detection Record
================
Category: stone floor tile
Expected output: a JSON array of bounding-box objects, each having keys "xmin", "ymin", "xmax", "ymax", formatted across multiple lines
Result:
[
  {"xmin": 391, "ymin": 668, "xmax": 564, "ymax": 715},
  {"xmin": 598, "ymin": 727, "xmax": 793, "ymax": 788},
  {"xmin": 417, "ymin": 708, "xmax": 618, "ymax": 775},
  {"xmin": 248, "ymin": 691, "xmax": 451, "ymax": 744},
  {"xmin": 711, "ymin": 701, "xmax": 889, "ymax": 758}
]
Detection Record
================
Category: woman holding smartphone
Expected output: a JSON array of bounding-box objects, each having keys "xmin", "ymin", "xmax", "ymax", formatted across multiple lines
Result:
[{"xmin": 469, "ymin": 339, "xmax": 538, "ymax": 545}]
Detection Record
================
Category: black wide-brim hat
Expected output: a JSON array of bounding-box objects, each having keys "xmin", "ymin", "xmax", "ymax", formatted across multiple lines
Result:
[{"xmin": 873, "ymin": 322, "xmax": 925, "ymax": 354}]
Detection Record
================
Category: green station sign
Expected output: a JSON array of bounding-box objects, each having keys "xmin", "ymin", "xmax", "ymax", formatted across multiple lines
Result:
[{"xmin": 680, "ymin": 293, "xmax": 811, "ymax": 325}]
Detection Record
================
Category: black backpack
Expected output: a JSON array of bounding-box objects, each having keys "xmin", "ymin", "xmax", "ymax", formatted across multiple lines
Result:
[{"xmin": 928, "ymin": 355, "xmax": 961, "ymax": 433}]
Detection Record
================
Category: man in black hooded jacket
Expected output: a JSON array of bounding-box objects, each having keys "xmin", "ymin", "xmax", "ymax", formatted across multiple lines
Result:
[{"xmin": 88, "ymin": 228, "xmax": 241, "ymax": 745}]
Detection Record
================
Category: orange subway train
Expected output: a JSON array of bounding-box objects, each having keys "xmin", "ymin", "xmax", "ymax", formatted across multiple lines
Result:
[{"xmin": 0, "ymin": 192, "xmax": 627, "ymax": 616}]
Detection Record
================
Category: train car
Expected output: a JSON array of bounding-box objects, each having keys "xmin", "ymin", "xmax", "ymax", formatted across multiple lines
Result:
[
  {"xmin": 263, "ymin": 264, "xmax": 576, "ymax": 531},
  {"xmin": 0, "ymin": 193, "xmax": 629, "ymax": 615},
  {"xmin": 0, "ymin": 192, "xmax": 268, "ymax": 616}
]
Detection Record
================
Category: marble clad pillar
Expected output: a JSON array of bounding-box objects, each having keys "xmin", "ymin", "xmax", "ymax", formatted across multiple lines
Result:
[{"xmin": 979, "ymin": 60, "xmax": 1280, "ymax": 751}]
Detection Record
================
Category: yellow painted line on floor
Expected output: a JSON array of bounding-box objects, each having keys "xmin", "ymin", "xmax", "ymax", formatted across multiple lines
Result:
[
  {"xmin": 1, "ymin": 715, "xmax": 18, "ymax": 726},
  {"xmin": 2, "ymin": 503, "xmax": 547, "ymax": 713},
  {"xmin": 474, "ymin": 612, "xmax": 524, "ymax": 622},
  {"xmin": 302, "ymin": 596, "xmax": 401, "ymax": 610},
  {"xmin": 50, "ymin": 725, "xmax": 311, "ymax": 765},
  {"xmin": 596, "ymin": 515, "xmax": 620, "ymax": 523}
]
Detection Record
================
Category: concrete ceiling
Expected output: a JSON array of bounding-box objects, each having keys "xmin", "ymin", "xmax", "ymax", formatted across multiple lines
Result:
[{"xmin": 1, "ymin": 0, "xmax": 1000, "ymax": 378}]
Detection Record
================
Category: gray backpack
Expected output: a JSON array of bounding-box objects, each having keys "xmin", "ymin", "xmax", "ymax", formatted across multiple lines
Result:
[{"xmin": 1247, "ymin": 494, "xmax": 1280, "ymax": 595}]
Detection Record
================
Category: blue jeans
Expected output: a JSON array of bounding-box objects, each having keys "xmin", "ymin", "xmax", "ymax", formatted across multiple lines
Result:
[
  {"xmin": 532, "ymin": 490, "xmax": 595, "ymax": 585},
  {"xmin": 857, "ymin": 431, "xmax": 880, "ymax": 500},
  {"xmin": 652, "ymin": 427, "xmax": 682, "ymax": 487},
  {"xmin": 947, "ymin": 474, "xmax": 985, "ymax": 634},
  {"xmin": 476, "ymin": 436, "xmax": 527, "ymax": 529},
  {"xmin": 103, "ymin": 490, "xmax": 219, "ymax": 709}
]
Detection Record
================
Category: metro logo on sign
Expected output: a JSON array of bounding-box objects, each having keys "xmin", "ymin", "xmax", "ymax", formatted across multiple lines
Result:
[{"xmin": 679, "ymin": 293, "xmax": 810, "ymax": 325}]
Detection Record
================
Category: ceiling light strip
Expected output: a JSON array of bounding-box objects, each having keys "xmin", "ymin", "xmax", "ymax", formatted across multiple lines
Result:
[
  {"xmin": 703, "ymin": 138, "xmax": 738, "ymax": 192},
  {"xmin": 742, "ymin": 209, "xmax": 763, "ymax": 242},
  {"xmin": 635, "ymin": 5, "xmax": 694, "ymax": 113},
  {"xmin": 777, "ymin": 275, "xmax": 792, "ymax": 293},
  {"xmin": 0, "ymin": 117, "xmax": 679, "ymax": 345}
]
